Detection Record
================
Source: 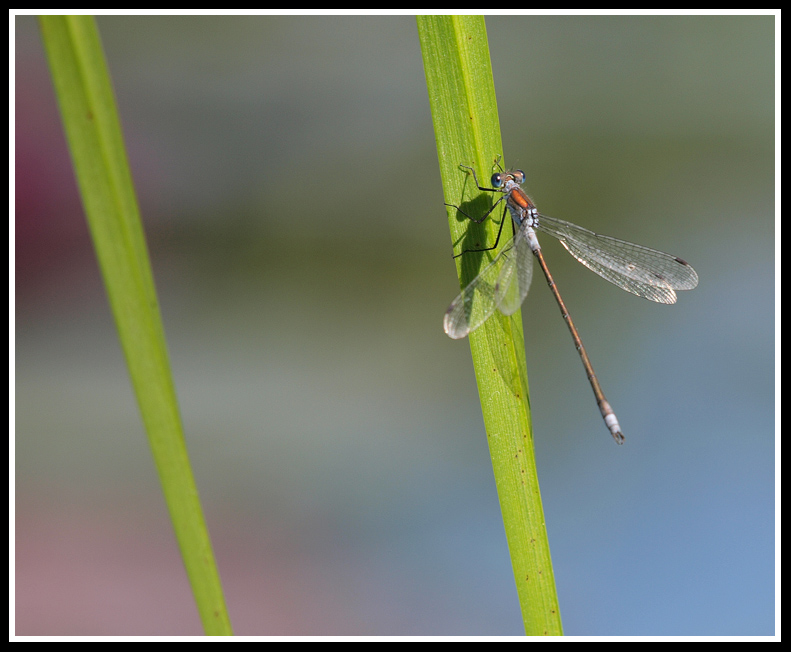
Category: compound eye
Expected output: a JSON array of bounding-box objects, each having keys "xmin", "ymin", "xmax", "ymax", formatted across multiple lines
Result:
[
  {"xmin": 514, "ymin": 170, "xmax": 526, "ymax": 183},
  {"xmin": 491, "ymin": 173, "xmax": 503, "ymax": 188}
]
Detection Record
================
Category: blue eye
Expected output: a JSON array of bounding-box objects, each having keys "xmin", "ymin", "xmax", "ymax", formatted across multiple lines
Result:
[
  {"xmin": 491, "ymin": 173, "xmax": 503, "ymax": 188},
  {"xmin": 514, "ymin": 170, "xmax": 526, "ymax": 183}
]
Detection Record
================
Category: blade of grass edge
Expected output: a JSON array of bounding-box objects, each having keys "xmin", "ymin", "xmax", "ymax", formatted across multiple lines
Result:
[
  {"xmin": 417, "ymin": 15, "xmax": 562, "ymax": 635},
  {"xmin": 37, "ymin": 15, "xmax": 232, "ymax": 635}
]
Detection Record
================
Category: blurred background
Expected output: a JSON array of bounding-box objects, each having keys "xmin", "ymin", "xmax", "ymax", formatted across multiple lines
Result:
[{"xmin": 15, "ymin": 15, "xmax": 775, "ymax": 636}]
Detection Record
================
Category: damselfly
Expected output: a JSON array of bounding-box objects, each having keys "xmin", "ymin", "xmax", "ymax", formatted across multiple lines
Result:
[{"xmin": 443, "ymin": 162, "xmax": 698, "ymax": 444}]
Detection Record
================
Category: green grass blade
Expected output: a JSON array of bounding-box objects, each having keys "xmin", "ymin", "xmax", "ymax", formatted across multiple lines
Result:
[
  {"xmin": 37, "ymin": 16, "xmax": 232, "ymax": 635},
  {"xmin": 417, "ymin": 15, "xmax": 563, "ymax": 635}
]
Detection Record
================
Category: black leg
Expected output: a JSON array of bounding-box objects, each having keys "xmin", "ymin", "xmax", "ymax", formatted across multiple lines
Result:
[
  {"xmin": 447, "ymin": 161, "xmax": 511, "ymax": 258},
  {"xmin": 449, "ymin": 203, "xmax": 510, "ymax": 259}
]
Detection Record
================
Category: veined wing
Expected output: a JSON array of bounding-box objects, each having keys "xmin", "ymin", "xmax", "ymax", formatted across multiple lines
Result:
[
  {"xmin": 537, "ymin": 214, "xmax": 699, "ymax": 304},
  {"xmin": 443, "ymin": 227, "xmax": 534, "ymax": 339},
  {"xmin": 493, "ymin": 224, "xmax": 534, "ymax": 316}
]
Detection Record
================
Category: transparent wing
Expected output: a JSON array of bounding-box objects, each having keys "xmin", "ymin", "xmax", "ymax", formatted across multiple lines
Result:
[
  {"xmin": 493, "ymin": 226, "xmax": 534, "ymax": 315},
  {"xmin": 537, "ymin": 214, "xmax": 699, "ymax": 304},
  {"xmin": 443, "ymin": 228, "xmax": 534, "ymax": 339}
]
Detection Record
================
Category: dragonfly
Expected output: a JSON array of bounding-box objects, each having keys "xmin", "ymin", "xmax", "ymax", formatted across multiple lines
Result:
[{"xmin": 443, "ymin": 162, "xmax": 699, "ymax": 444}]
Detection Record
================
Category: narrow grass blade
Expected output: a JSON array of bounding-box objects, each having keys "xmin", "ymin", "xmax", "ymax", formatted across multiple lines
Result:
[
  {"xmin": 417, "ymin": 15, "xmax": 563, "ymax": 635},
  {"xmin": 37, "ymin": 15, "xmax": 232, "ymax": 635}
]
